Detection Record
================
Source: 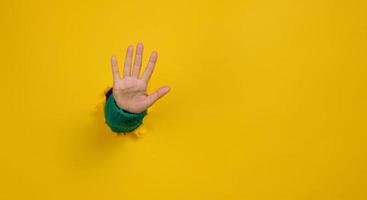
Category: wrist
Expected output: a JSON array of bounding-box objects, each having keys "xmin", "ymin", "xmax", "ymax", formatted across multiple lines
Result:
[
  {"xmin": 112, "ymin": 94, "xmax": 144, "ymax": 114},
  {"xmin": 105, "ymin": 94, "xmax": 147, "ymax": 134}
]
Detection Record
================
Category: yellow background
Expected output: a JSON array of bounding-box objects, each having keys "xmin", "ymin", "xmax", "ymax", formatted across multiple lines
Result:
[{"xmin": 1, "ymin": 0, "xmax": 367, "ymax": 199}]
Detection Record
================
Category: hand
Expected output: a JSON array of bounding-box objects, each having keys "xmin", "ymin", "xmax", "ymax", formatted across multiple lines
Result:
[{"xmin": 110, "ymin": 42, "xmax": 170, "ymax": 114}]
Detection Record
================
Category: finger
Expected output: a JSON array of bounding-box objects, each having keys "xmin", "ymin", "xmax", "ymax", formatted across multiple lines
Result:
[
  {"xmin": 141, "ymin": 51, "xmax": 158, "ymax": 83},
  {"xmin": 123, "ymin": 45, "xmax": 134, "ymax": 77},
  {"xmin": 145, "ymin": 86, "xmax": 170, "ymax": 108},
  {"xmin": 111, "ymin": 55, "xmax": 120, "ymax": 82},
  {"xmin": 132, "ymin": 42, "xmax": 144, "ymax": 78}
]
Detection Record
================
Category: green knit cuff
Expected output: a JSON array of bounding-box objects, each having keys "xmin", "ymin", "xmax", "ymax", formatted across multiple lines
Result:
[{"xmin": 104, "ymin": 94, "xmax": 147, "ymax": 134}]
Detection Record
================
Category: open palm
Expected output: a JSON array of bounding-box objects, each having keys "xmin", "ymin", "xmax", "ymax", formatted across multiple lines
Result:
[{"xmin": 111, "ymin": 42, "xmax": 170, "ymax": 114}]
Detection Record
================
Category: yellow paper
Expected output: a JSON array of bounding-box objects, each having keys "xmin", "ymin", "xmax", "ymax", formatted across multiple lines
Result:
[{"xmin": 1, "ymin": 0, "xmax": 366, "ymax": 199}]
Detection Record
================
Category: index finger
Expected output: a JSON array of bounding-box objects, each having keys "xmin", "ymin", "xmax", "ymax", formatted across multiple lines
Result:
[{"xmin": 141, "ymin": 51, "xmax": 158, "ymax": 83}]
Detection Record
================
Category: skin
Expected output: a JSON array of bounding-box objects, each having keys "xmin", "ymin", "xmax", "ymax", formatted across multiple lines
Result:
[{"xmin": 110, "ymin": 42, "xmax": 170, "ymax": 114}]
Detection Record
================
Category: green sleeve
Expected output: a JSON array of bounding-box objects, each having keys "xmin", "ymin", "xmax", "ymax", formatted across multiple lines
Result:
[{"xmin": 104, "ymin": 94, "xmax": 147, "ymax": 134}]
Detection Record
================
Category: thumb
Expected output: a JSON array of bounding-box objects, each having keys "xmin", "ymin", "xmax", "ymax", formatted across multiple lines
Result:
[{"xmin": 145, "ymin": 86, "xmax": 170, "ymax": 108}]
